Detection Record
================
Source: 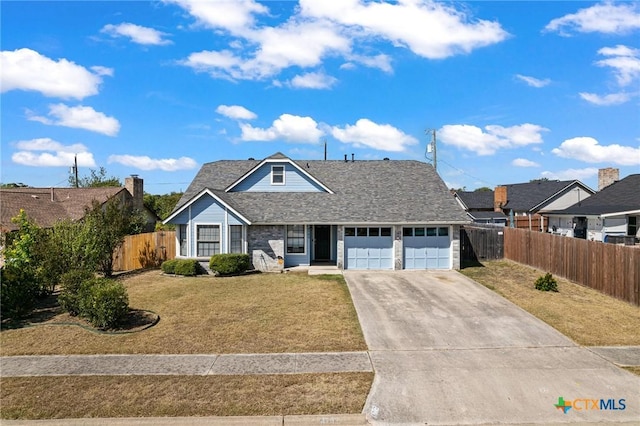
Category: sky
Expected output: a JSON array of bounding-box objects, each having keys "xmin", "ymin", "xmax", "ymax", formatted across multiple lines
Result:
[{"xmin": 1, "ymin": 0, "xmax": 639, "ymax": 194}]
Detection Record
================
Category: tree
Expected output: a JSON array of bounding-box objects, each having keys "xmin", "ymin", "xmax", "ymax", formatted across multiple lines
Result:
[
  {"xmin": 69, "ymin": 167, "xmax": 121, "ymax": 188},
  {"xmin": 144, "ymin": 192, "xmax": 183, "ymax": 222},
  {"xmin": 529, "ymin": 178, "xmax": 550, "ymax": 183},
  {"xmin": 474, "ymin": 187, "xmax": 492, "ymax": 192},
  {"xmin": 1, "ymin": 182, "xmax": 29, "ymax": 188}
]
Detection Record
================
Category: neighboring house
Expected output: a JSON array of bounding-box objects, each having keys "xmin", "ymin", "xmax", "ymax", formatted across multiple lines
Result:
[
  {"xmin": 454, "ymin": 191, "xmax": 506, "ymax": 225},
  {"xmin": 0, "ymin": 176, "xmax": 158, "ymax": 234},
  {"xmin": 163, "ymin": 152, "xmax": 470, "ymax": 271},
  {"xmin": 545, "ymin": 174, "xmax": 640, "ymax": 242},
  {"xmin": 493, "ymin": 180, "xmax": 595, "ymax": 231}
]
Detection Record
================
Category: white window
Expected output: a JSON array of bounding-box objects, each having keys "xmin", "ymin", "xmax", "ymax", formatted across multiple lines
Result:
[
  {"xmin": 287, "ymin": 225, "xmax": 305, "ymax": 254},
  {"xmin": 179, "ymin": 224, "xmax": 188, "ymax": 256},
  {"xmin": 197, "ymin": 225, "xmax": 220, "ymax": 257},
  {"xmin": 271, "ymin": 165, "xmax": 285, "ymax": 185},
  {"xmin": 229, "ymin": 225, "xmax": 243, "ymax": 253}
]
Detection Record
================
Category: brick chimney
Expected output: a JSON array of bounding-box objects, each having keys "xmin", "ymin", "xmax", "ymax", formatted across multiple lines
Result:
[
  {"xmin": 125, "ymin": 175, "xmax": 144, "ymax": 211},
  {"xmin": 494, "ymin": 186, "xmax": 507, "ymax": 212},
  {"xmin": 598, "ymin": 168, "xmax": 619, "ymax": 191}
]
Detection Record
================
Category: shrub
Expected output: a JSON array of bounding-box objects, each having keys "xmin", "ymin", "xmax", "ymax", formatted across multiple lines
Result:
[
  {"xmin": 174, "ymin": 259, "xmax": 199, "ymax": 276},
  {"xmin": 78, "ymin": 278, "xmax": 129, "ymax": 329},
  {"xmin": 535, "ymin": 272, "xmax": 558, "ymax": 292},
  {"xmin": 0, "ymin": 265, "xmax": 39, "ymax": 320},
  {"xmin": 161, "ymin": 259, "xmax": 179, "ymax": 274},
  {"xmin": 58, "ymin": 270, "xmax": 94, "ymax": 316},
  {"xmin": 210, "ymin": 253, "xmax": 251, "ymax": 275}
]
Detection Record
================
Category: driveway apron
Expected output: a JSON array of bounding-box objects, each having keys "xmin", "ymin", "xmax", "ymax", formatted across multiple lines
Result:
[{"xmin": 344, "ymin": 270, "xmax": 640, "ymax": 425}]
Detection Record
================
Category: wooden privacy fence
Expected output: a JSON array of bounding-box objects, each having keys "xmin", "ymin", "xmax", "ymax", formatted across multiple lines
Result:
[
  {"xmin": 504, "ymin": 228, "xmax": 640, "ymax": 306},
  {"xmin": 460, "ymin": 226, "xmax": 504, "ymax": 262},
  {"xmin": 113, "ymin": 231, "xmax": 175, "ymax": 272}
]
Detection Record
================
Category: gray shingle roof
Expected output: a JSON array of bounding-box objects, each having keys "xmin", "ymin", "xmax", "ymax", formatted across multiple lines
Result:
[
  {"xmin": 456, "ymin": 191, "xmax": 494, "ymax": 210},
  {"xmin": 500, "ymin": 180, "xmax": 592, "ymax": 212},
  {"xmin": 550, "ymin": 174, "xmax": 640, "ymax": 215},
  {"xmin": 173, "ymin": 157, "xmax": 469, "ymax": 224}
]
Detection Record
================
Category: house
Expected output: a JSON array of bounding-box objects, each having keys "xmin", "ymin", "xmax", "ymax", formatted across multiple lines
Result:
[
  {"xmin": 544, "ymin": 174, "xmax": 640, "ymax": 242},
  {"xmin": 163, "ymin": 153, "xmax": 470, "ymax": 271},
  {"xmin": 0, "ymin": 176, "xmax": 157, "ymax": 233},
  {"xmin": 492, "ymin": 180, "xmax": 595, "ymax": 231},
  {"xmin": 454, "ymin": 190, "xmax": 507, "ymax": 225}
]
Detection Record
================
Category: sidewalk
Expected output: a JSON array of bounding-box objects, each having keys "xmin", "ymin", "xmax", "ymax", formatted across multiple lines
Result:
[{"xmin": 0, "ymin": 351, "xmax": 373, "ymax": 377}]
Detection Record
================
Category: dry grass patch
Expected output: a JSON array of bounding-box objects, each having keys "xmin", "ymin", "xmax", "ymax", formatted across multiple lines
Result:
[
  {"xmin": 0, "ymin": 372, "xmax": 373, "ymax": 420},
  {"xmin": 1, "ymin": 272, "xmax": 366, "ymax": 355},
  {"xmin": 461, "ymin": 260, "xmax": 640, "ymax": 346}
]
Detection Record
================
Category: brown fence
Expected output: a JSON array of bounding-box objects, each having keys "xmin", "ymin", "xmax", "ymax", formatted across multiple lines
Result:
[
  {"xmin": 113, "ymin": 231, "xmax": 175, "ymax": 272},
  {"xmin": 504, "ymin": 228, "xmax": 640, "ymax": 306},
  {"xmin": 508, "ymin": 215, "xmax": 542, "ymax": 231},
  {"xmin": 460, "ymin": 226, "xmax": 504, "ymax": 263}
]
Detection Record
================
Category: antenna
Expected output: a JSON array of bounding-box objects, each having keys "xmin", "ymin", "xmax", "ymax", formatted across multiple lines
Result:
[
  {"xmin": 425, "ymin": 128, "xmax": 437, "ymax": 171},
  {"xmin": 73, "ymin": 155, "xmax": 79, "ymax": 188},
  {"xmin": 324, "ymin": 139, "xmax": 327, "ymax": 161}
]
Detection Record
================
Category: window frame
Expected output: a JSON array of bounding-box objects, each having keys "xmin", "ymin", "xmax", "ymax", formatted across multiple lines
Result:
[
  {"xmin": 178, "ymin": 224, "xmax": 188, "ymax": 257},
  {"xmin": 271, "ymin": 165, "xmax": 285, "ymax": 185},
  {"xmin": 196, "ymin": 223, "xmax": 221, "ymax": 258},
  {"xmin": 286, "ymin": 224, "xmax": 306, "ymax": 255},
  {"xmin": 628, "ymin": 216, "xmax": 638, "ymax": 237},
  {"xmin": 229, "ymin": 224, "xmax": 244, "ymax": 254}
]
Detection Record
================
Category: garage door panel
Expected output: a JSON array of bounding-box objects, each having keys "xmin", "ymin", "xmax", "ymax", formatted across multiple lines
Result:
[
  {"xmin": 344, "ymin": 228, "xmax": 393, "ymax": 270},
  {"xmin": 403, "ymin": 228, "xmax": 450, "ymax": 270}
]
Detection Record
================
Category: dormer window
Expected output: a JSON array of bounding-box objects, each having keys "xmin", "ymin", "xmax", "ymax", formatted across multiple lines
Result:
[{"xmin": 271, "ymin": 165, "xmax": 285, "ymax": 185}]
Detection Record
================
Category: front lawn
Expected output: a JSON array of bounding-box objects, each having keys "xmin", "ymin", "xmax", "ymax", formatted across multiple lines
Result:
[
  {"xmin": 0, "ymin": 271, "xmax": 367, "ymax": 355},
  {"xmin": 460, "ymin": 260, "xmax": 640, "ymax": 347}
]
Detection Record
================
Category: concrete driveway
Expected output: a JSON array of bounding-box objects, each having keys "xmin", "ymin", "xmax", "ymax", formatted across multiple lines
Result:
[{"xmin": 344, "ymin": 270, "xmax": 640, "ymax": 425}]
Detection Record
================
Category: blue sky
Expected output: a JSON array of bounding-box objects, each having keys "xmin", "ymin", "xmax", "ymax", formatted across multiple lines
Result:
[{"xmin": 2, "ymin": 1, "xmax": 639, "ymax": 194}]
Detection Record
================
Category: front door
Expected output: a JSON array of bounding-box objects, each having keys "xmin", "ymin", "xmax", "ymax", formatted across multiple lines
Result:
[{"xmin": 314, "ymin": 225, "xmax": 331, "ymax": 261}]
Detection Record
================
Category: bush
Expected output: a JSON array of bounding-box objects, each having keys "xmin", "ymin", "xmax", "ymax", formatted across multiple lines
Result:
[
  {"xmin": 174, "ymin": 259, "xmax": 199, "ymax": 276},
  {"xmin": 210, "ymin": 253, "xmax": 251, "ymax": 275},
  {"xmin": 77, "ymin": 278, "xmax": 129, "ymax": 329},
  {"xmin": 0, "ymin": 265, "xmax": 39, "ymax": 320},
  {"xmin": 535, "ymin": 272, "xmax": 558, "ymax": 292},
  {"xmin": 58, "ymin": 270, "xmax": 94, "ymax": 316},
  {"xmin": 161, "ymin": 259, "xmax": 179, "ymax": 274}
]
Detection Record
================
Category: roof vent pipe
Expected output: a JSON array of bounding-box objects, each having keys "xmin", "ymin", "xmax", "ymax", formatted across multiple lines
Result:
[
  {"xmin": 351, "ymin": 153, "xmax": 355, "ymax": 162},
  {"xmin": 344, "ymin": 154, "xmax": 347, "ymax": 162}
]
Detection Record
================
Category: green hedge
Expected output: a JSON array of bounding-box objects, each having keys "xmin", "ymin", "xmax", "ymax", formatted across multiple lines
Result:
[
  {"xmin": 209, "ymin": 254, "xmax": 251, "ymax": 275},
  {"xmin": 79, "ymin": 278, "xmax": 129, "ymax": 329},
  {"xmin": 161, "ymin": 259, "xmax": 202, "ymax": 276},
  {"xmin": 58, "ymin": 270, "xmax": 94, "ymax": 316}
]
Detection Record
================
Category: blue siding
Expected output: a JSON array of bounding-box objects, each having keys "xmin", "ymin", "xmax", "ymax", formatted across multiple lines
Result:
[
  {"xmin": 231, "ymin": 163, "xmax": 326, "ymax": 192},
  {"xmin": 166, "ymin": 193, "xmax": 247, "ymax": 257},
  {"xmin": 284, "ymin": 225, "xmax": 311, "ymax": 267}
]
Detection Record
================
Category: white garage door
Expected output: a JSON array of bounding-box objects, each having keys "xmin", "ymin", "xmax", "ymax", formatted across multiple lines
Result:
[
  {"xmin": 403, "ymin": 226, "xmax": 451, "ymax": 269},
  {"xmin": 345, "ymin": 227, "xmax": 393, "ymax": 270}
]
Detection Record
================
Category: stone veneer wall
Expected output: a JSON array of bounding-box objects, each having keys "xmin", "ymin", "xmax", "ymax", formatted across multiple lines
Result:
[
  {"xmin": 247, "ymin": 225, "xmax": 285, "ymax": 272},
  {"xmin": 393, "ymin": 225, "xmax": 403, "ymax": 270},
  {"xmin": 336, "ymin": 225, "xmax": 344, "ymax": 269}
]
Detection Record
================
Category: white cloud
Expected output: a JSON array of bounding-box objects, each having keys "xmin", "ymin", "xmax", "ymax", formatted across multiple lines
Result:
[
  {"xmin": 108, "ymin": 155, "xmax": 198, "ymax": 171},
  {"xmin": 289, "ymin": 71, "xmax": 337, "ymax": 89},
  {"xmin": 541, "ymin": 168, "xmax": 599, "ymax": 181},
  {"xmin": 579, "ymin": 92, "xmax": 631, "ymax": 106},
  {"xmin": 164, "ymin": 0, "xmax": 268, "ymax": 34},
  {"xmin": 545, "ymin": 2, "xmax": 640, "ymax": 35},
  {"xmin": 439, "ymin": 123, "xmax": 548, "ymax": 155},
  {"xmin": 331, "ymin": 118, "xmax": 418, "ymax": 152},
  {"xmin": 0, "ymin": 48, "xmax": 107, "ymax": 99},
  {"xmin": 595, "ymin": 45, "xmax": 640, "ymax": 87},
  {"xmin": 216, "ymin": 104, "xmax": 257, "ymax": 120},
  {"xmin": 300, "ymin": 0, "xmax": 508, "ymax": 59},
  {"xmin": 240, "ymin": 114, "xmax": 323, "ymax": 143},
  {"xmin": 552, "ymin": 137, "xmax": 640, "ymax": 166},
  {"xmin": 11, "ymin": 137, "xmax": 96, "ymax": 167},
  {"xmin": 512, "ymin": 158, "xmax": 540, "ymax": 167},
  {"xmin": 90, "ymin": 66, "xmax": 114, "ymax": 77},
  {"xmin": 346, "ymin": 54, "xmax": 393, "ymax": 73},
  {"xmin": 27, "ymin": 104, "xmax": 120, "ymax": 136},
  {"xmin": 101, "ymin": 23, "xmax": 172, "ymax": 45},
  {"xmin": 515, "ymin": 74, "xmax": 550, "ymax": 88}
]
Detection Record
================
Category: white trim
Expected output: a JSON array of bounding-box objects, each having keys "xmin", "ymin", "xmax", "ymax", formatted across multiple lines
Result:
[
  {"xmin": 530, "ymin": 181, "xmax": 596, "ymax": 212},
  {"xmin": 225, "ymin": 158, "xmax": 334, "ymax": 194},
  {"xmin": 286, "ymin": 224, "xmax": 307, "ymax": 255},
  {"xmin": 271, "ymin": 165, "xmax": 285, "ymax": 185},
  {"xmin": 163, "ymin": 188, "xmax": 251, "ymax": 225},
  {"xmin": 601, "ymin": 209, "xmax": 640, "ymax": 218},
  {"xmin": 195, "ymin": 222, "xmax": 222, "ymax": 258}
]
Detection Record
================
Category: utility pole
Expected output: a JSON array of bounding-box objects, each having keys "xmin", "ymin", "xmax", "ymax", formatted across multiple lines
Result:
[
  {"xmin": 73, "ymin": 155, "xmax": 79, "ymax": 188},
  {"xmin": 426, "ymin": 129, "xmax": 437, "ymax": 171},
  {"xmin": 324, "ymin": 139, "xmax": 327, "ymax": 161}
]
